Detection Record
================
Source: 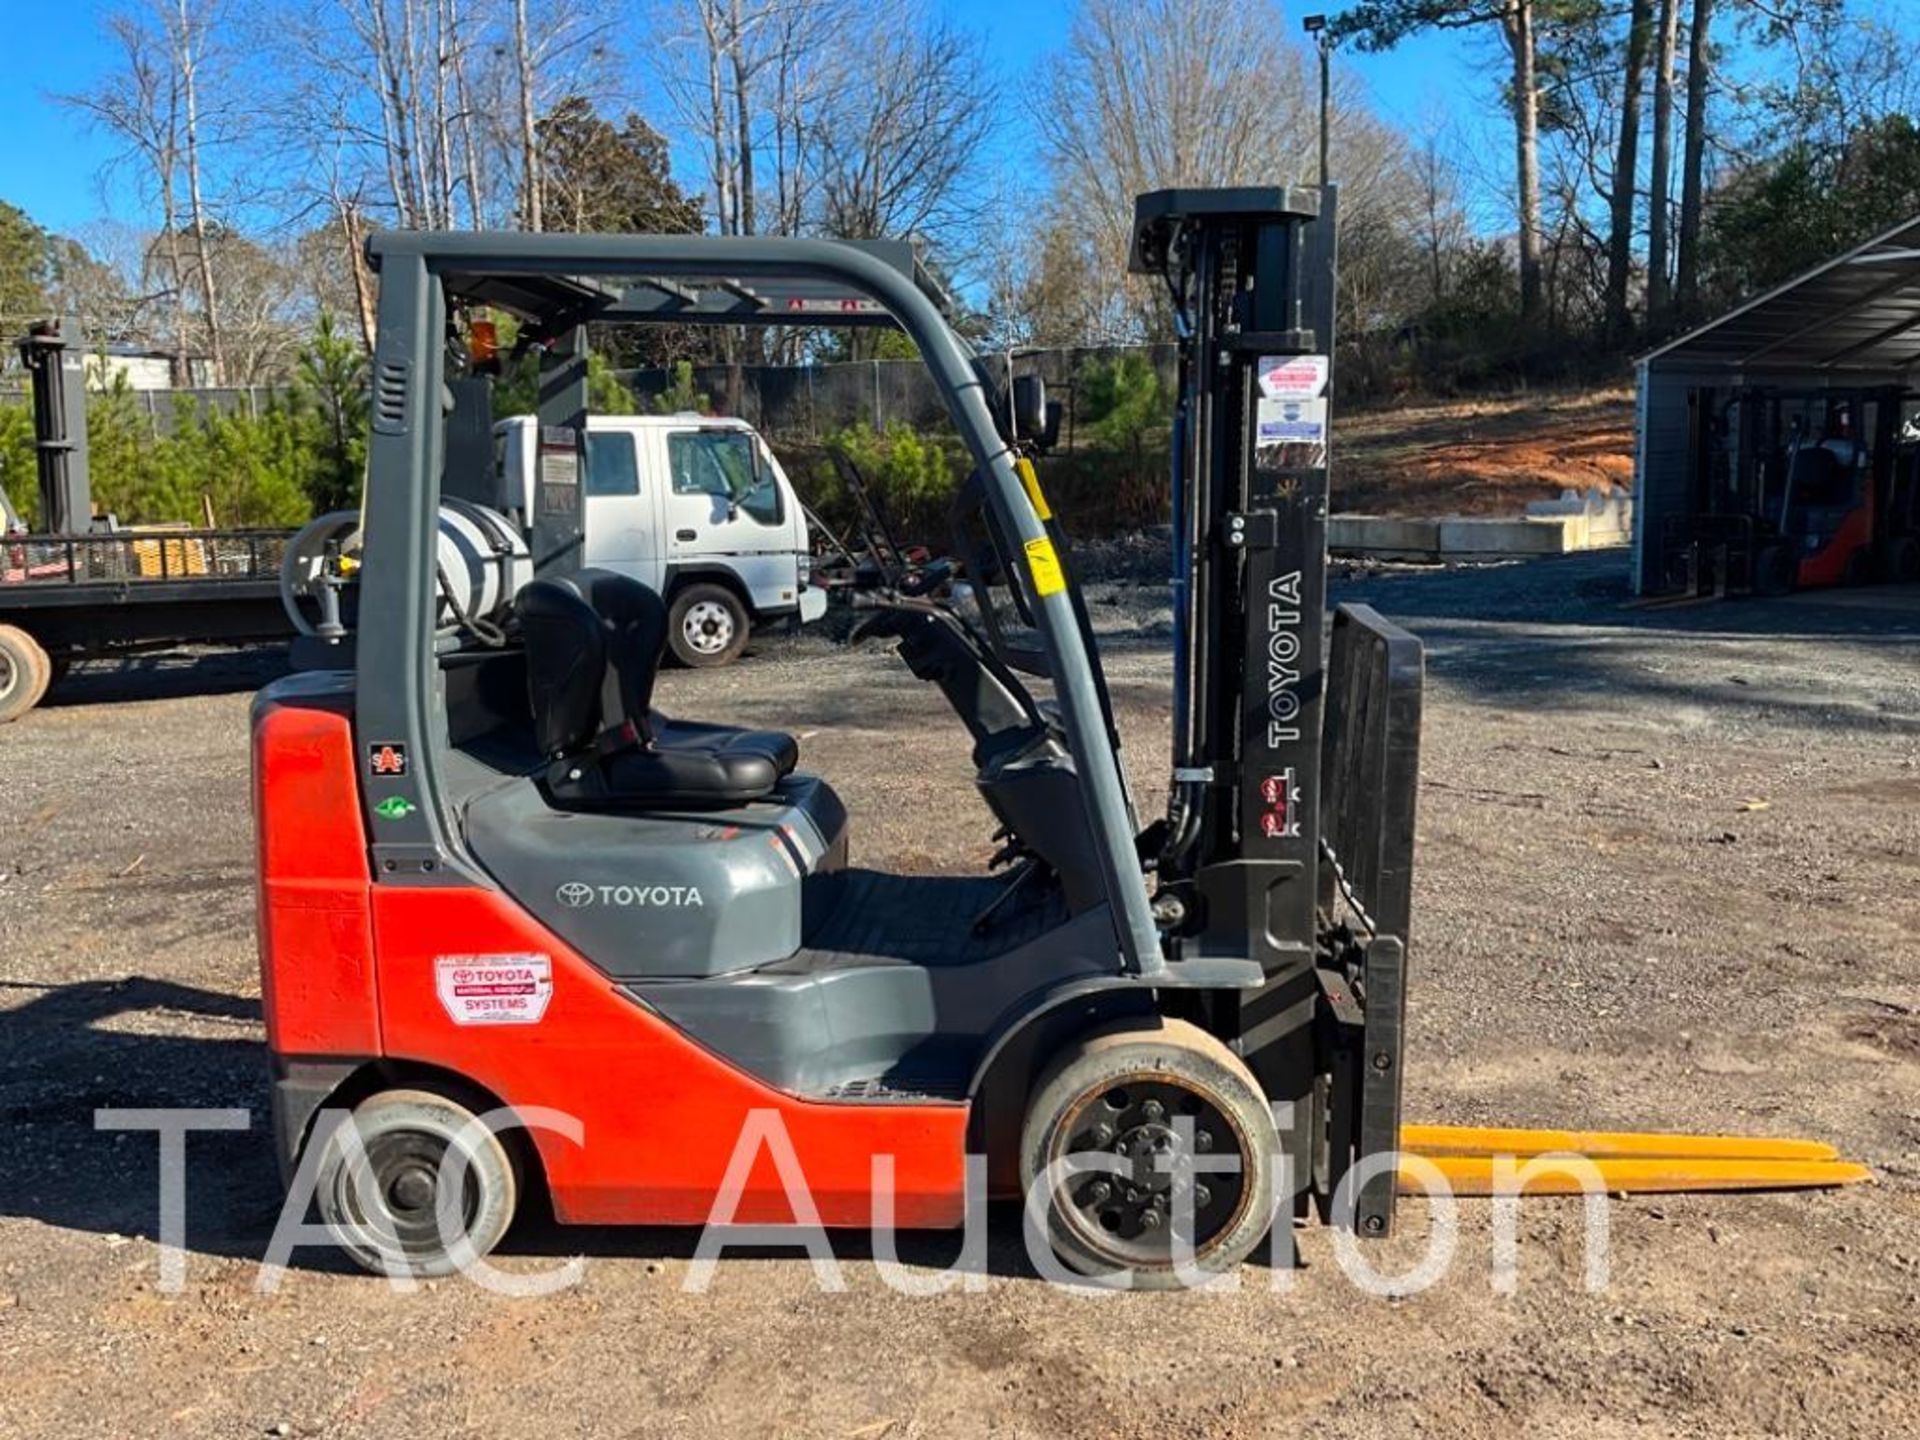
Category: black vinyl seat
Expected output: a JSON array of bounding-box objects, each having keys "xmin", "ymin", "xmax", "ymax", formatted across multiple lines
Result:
[{"xmin": 517, "ymin": 568, "xmax": 797, "ymax": 809}]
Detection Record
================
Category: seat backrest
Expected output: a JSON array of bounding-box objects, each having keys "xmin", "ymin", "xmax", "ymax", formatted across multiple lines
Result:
[{"xmin": 517, "ymin": 568, "xmax": 670, "ymax": 758}]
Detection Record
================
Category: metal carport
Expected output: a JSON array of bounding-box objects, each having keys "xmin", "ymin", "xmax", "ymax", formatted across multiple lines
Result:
[{"xmin": 1632, "ymin": 214, "xmax": 1920, "ymax": 593}]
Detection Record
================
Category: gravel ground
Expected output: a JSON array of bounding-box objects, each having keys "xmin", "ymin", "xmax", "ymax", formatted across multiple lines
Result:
[{"xmin": 2, "ymin": 552, "xmax": 1918, "ymax": 1439}]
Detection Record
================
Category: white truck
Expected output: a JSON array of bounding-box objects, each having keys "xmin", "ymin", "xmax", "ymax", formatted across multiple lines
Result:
[{"xmin": 494, "ymin": 413, "xmax": 826, "ymax": 667}]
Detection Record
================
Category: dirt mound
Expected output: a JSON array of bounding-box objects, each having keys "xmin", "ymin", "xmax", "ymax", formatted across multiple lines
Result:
[{"xmin": 1334, "ymin": 386, "xmax": 1635, "ymax": 518}]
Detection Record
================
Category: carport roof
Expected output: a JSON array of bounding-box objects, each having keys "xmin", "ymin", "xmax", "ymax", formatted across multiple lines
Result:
[{"xmin": 1642, "ymin": 213, "xmax": 1920, "ymax": 375}]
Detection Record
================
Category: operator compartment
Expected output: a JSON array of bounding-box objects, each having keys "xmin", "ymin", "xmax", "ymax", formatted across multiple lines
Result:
[{"xmin": 447, "ymin": 566, "xmax": 849, "ymax": 979}]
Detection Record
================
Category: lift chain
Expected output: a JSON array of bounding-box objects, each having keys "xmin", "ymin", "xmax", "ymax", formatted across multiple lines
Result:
[{"xmin": 1319, "ymin": 838, "xmax": 1379, "ymax": 939}]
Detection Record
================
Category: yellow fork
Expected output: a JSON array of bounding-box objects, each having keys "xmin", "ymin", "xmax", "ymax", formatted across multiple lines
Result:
[{"xmin": 1395, "ymin": 1124, "xmax": 1872, "ymax": 1196}]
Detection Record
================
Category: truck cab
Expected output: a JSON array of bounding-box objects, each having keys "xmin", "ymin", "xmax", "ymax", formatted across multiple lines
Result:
[{"xmin": 494, "ymin": 413, "xmax": 824, "ymax": 666}]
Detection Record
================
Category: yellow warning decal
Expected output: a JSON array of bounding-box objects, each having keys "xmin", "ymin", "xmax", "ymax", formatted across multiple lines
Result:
[
  {"xmin": 1015, "ymin": 456, "xmax": 1053, "ymax": 521},
  {"xmin": 1024, "ymin": 536, "xmax": 1066, "ymax": 597}
]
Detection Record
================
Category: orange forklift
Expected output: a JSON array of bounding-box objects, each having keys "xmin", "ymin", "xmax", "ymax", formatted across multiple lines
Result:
[
  {"xmin": 1674, "ymin": 385, "xmax": 1920, "ymax": 596},
  {"xmin": 254, "ymin": 191, "xmax": 1868, "ymax": 1287}
]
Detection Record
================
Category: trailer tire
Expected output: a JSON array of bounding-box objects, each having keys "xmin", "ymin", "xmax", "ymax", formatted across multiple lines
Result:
[
  {"xmin": 0, "ymin": 624, "xmax": 50, "ymax": 723},
  {"xmin": 311, "ymin": 1088, "xmax": 519, "ymax": 1279},
  {"xmin": 1020, "ymin": 1018, "xmax": 1278, "ymax": 1290},
  {"xmin": 667, "ymin": 582, "xmax": 750, "ymax": 668}
]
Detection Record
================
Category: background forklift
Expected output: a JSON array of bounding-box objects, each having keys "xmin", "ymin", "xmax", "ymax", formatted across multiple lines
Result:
[
  {"xmin": 255, "ymin": 190, "xmax": 1865, "ymax": 1287},
  {"xmin": 1669, "ymin": 383, "xmax": 1920, "ymax": 596}
]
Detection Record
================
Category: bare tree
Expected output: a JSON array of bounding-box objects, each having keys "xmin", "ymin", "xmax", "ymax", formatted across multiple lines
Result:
[
  {"xmin": 1038, "ymin": 0, "xmax": 1315, "ymax": 334},
  {"xmin": 1646, "ymin": 0, "xmax": 1680, "ymax": 329},
  {"xmin": 1604, "ymin": 0, "xmax": 1656, "ymax": 341},
  {"xmin": 813, "ymin": 10, "xmax": 995, "ymax": 243},
  {"xmin": 513, "ymin": 0, "xmax": 543, "ymax": 229},
  {"xmin": 1675, "ymin": 0, "xmax": 1714, "ymax": 319},
  {"xmin": 64, "ymin": 6, "xmax": 194, "ymax": 380}
]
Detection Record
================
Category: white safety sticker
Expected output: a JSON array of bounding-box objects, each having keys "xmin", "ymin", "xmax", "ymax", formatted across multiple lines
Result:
[
  {"xmin": 1256, "ymin": 396, "xmax": 1327, "ymax": 446},
  {"xmin": 1257, "ymin": 354, "xmax": 1330, "ymax": 401},
  {"xmin": 435, "ymin": 955, "xmax": 554, "ymax": 1026}
]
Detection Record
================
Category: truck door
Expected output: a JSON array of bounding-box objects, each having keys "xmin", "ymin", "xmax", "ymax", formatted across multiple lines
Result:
[
  {"xmin": 660, "ymin": 426, "xmax": 797, "ymax": 613},
  {"xmin": 579, "ymin": 427, "xmax": 664, "ymax": 592}
]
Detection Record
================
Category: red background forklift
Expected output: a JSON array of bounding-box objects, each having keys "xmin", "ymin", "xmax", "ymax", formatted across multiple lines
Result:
[{"xmin": 1671, "ymin": 383, "xmax": 1920, "ymax": 596}]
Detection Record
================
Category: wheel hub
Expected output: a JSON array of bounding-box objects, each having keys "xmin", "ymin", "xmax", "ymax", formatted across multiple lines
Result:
[
  {"xmin": 684, "ymin": 601, "xmax": 734, "ymax": 654},
  {"xmin": 1057, "ymin": 1078, "xmax": 1248, "ymax": 1264}
]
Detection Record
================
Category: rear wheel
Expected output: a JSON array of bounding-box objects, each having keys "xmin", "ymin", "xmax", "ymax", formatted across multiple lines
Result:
[
  {"xmin": 312, "ymin": 1088, "xmax": 519, "ymax": 1278},
  {"xmin": 0, "ymin": 624, "xmax": 50, "ymax": 724},
  {"xmin": 1020, "ymin": 1019, "xmax": 1278, "ymax": 1289},
  {"xmin": 668, "ymin": 582, "xmax": 750, "ymax": 668}
]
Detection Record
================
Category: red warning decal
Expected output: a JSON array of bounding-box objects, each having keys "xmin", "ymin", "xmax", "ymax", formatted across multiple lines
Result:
[{"xmin": 435, "ymin": 955, "xmax": 553, "ymax": 1026}]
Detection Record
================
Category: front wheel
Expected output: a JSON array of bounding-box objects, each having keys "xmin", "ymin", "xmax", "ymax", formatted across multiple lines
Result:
[
  {"xmin": 668, "ymin": 583, "xmax": 750, "ymax": 668},
  {"xmin": 1752, "ymin": 542, "xmax": 1796, "ymax": 598},
  {"xmin": 1882, "ymin": 535, "xmax": 1920, "ymax": 584},
  {"xmin": 311, "ymin": 1088, "xmax": 519, "ymax": 1278},
  {"xmin": 1020, "ymin": 1018, "xmax": 1279, "ymax": 1289}
]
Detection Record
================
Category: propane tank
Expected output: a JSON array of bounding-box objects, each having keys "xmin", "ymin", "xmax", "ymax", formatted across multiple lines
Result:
[{"xmin": 280, "ymin": 503, "xmax": 533, "ymax": 639}]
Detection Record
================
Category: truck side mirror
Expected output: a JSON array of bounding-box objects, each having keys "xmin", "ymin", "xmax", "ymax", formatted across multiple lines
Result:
[{"xmin": 1041, "ymin": 399, "xmax": 1063, "ymax": 452}]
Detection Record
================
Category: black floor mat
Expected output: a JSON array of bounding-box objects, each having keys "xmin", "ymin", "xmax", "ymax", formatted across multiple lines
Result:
[{"xmin": 782, "ymin": 868, "xmax": 1067, "ymax": 971}]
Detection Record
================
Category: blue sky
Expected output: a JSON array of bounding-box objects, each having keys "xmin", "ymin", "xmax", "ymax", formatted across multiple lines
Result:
[{"xmin": 4, "ymin": 0, "xmax": 1515, "ymax": 239}]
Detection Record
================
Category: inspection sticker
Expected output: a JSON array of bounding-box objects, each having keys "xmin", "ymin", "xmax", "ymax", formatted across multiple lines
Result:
[
  {"xmin": 435, "ymin": 955, "xmax": 553, "ymax": 1026},
  {"xmin": 1256, "ymin": 397, "xmax": 1327, "ymax": 445},
  {"xmin": 1256, "ymin": 354, "xmax": 1330, "ymax": 401}
]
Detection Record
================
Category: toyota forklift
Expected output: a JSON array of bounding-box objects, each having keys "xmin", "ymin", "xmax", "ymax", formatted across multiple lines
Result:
[{"xmin": 255, "ymin": 189, "xmax": 1866, "ymax": 1287}]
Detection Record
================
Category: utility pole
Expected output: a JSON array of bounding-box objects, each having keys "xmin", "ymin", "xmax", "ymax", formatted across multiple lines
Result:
[{"xmin": 1303, "ymin": 15, "xmax": 1337, "ymax": 186}]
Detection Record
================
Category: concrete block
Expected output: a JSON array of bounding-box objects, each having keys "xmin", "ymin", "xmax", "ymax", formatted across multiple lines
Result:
[
  {"xmin": 1328, "ymin": 515, "xmax": 1440, "ymax": 558},
  {"xmin": 1437, "ymin": 516, "xmax": 1576, "ymax": 558}
]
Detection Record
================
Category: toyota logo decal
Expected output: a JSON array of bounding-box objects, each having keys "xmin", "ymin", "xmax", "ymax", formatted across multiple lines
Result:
[{"xmin": 556, "ymin": 881, "xmax": 595, "ymax": 908}]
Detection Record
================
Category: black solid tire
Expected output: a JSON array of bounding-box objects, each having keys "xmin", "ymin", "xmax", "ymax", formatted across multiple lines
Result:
[
  {"xmin": 1752, "ymin": 543, "xmax": 1796, "ymax": 598},
  {"xmin": 1883, "ymin": 535, "xmax": 1920, "ymax": 585},
  {"xmin": 1020, "ymin": 1018, "xmax": 1279, "ymax": 1290},
  {"xmin": 668, "ymin": 582, "xmax": 750, "ymax": 668},
  {"xmin": 1842, "ymin": 545, "xmax": 1873, "ymax": 588},
  {"xmin": 312, "ymin": 1088, "xmax": 519, "ymax": 1278},
  {"xmin": 0, "ymin": 624, "xmax": 49, "ymax": 724}
]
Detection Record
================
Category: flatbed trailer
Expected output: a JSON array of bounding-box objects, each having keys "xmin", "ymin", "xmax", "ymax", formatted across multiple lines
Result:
[
  {"xmin": 0, "ymin": 526, "xmax": 295, "ymax": 720},
  {"xmin": 1, "ymin": 319, "xmax": 298, "ymax": 721}
]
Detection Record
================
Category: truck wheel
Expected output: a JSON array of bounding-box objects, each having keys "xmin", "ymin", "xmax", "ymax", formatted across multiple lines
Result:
[
  {"xmin": 312, "ymin": 1088, "xmax": 519, "ymax": 1278},
  {"xmin": 1020, "ymin": 1018, "xmax": 1278, "ymax": 1290},
  {"xmin": 0, "ymin": 624, "xmax": 50, "ymax": 724},
  {"xmin": 668, "ymin": 583, "xmax": 750, "ymax": 668}
]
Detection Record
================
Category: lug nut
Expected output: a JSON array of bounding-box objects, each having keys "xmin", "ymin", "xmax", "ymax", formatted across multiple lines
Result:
[
  {"xmin": 1141, "ymin": 1208, "xmax": 1163, "ymax": 1229},
  {"xmin": 1090, "ymin": 1123, "xmax": 1115, "ymax": 1147},
  {"xmin": 1088, "ymin": 1181, "xmax": 1111, "ymax": 1204},
  {"xmin": 1194, "ymin": 1130, "xmax": 1214, "ymax": 1152},
  {"xmin": 1194, "ymin": 1184, "xmax": 1212, "ymax": 1208},
  {"xmin": 1142, "ymin": 1099, "xmax": 1165, "ymax": 1120}
]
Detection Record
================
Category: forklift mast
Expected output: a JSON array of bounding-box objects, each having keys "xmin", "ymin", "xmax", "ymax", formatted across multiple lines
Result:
[
  {"xmin": 1131, "ymin": 188, "xmax": 1337, "ymax": 971},
  {"xmin": 17, "ymin": 318, "xmax": 93, "ymax": 535}
]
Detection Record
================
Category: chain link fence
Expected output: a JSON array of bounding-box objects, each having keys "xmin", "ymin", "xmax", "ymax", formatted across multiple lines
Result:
[
  {"xmin": 0, "ymin": 384, "xmax": 282, "ymax": 436},
  {"xmin": 618, "ymin": 344, "xmax": 1179, "ymax": 449}
]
